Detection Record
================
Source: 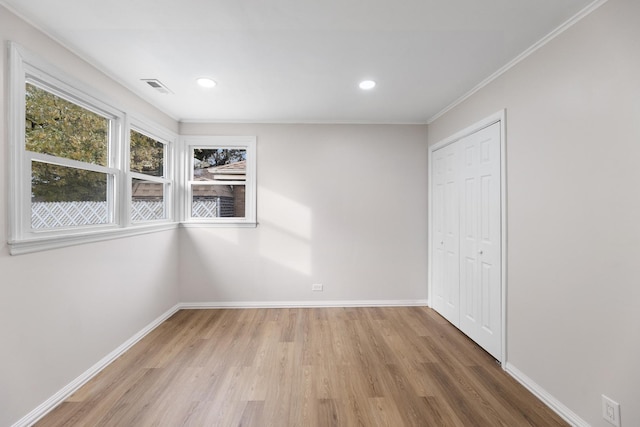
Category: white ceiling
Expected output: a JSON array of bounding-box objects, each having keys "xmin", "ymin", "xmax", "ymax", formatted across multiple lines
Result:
[{"xmin": 2, "ymin": 0, "xmax": 596, "ymax": 123}]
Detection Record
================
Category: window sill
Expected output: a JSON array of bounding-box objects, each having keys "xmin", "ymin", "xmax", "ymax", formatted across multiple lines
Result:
[{"xmin": 8, "ymin": 222, "xmax": 180, "ymax": 255}]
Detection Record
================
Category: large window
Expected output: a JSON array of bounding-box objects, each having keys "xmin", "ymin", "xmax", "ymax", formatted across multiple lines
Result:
[
  {"xmin": 8, "ymin": 43, "xmax": 176, "ymax": 254},
  {"xmin": 183, "ymin": 137, "xmax": 256, "ymax": 227}
]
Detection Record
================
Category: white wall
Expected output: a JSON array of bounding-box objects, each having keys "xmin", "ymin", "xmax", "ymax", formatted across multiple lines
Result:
[
  {"xmin": 179, "ymin": 123, "xmax": 428, "ymax": 305},
  {"xmin": 427, "ymin": 0, "xmax": 640, "ymax": 425},
  {"xmin": 0, "ymin": 7, "xmax": 180, "ymax": 426}
]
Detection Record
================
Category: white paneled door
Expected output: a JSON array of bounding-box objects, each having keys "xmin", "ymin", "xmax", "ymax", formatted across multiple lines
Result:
[
  {"xmin": 431, "ymin": 121, "xmax": 502, "ymax": 361},
  {"xmin": 431, "ymin": 142, "xmax": 460, "ymax": 325}
]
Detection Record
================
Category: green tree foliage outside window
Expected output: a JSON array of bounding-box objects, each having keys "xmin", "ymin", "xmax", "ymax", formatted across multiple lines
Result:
[
  {"xmin": 25, "ymin": 83, "xmax": 109, "ymax": 165},
  {"xmin": 130, "ymin": 130, "xmax": 164, "ymax": 177},
  {"xmin": 31, "ymin": 161, "xmax": 107, "ymax": 203},
  {"xmin": 194, "ymin": 148, "xmax": 246, "ymax": 168},
  {"xmin": 25, "ymin": 84, "xmax": 168, "ymax": 202},
  {"xmin": 25, "ymin": 83, "xmax": 109, "ymax": 202}
]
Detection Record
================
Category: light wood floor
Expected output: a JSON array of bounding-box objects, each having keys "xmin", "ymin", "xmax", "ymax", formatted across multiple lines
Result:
[{"xmin": 36, "ymin": 307, "xmax": 568, "ymax": 426}]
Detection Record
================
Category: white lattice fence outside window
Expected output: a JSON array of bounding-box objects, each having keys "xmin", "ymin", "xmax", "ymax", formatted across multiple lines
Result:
[
  {"xmin": 192, "ymin": 200, "xmax": 219, "ymax": 217},
  {"xmin": 31, "ymin": 200, "xmax": 172, "ymax": 229},
  {"xmin": 131, "ymin": 201, "xmax": 164, "ymax": 222},
  {"xmin": 31, "ymin": 200, "xmax": 221, "ymax": 228},
  {"xmin": 31, "ymin": 201, "xmax": 109, "ymax": 229}
]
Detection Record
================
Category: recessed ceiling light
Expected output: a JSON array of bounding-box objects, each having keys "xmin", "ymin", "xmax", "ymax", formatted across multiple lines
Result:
[
  {"xmin": 196, "ymin": 77, "xmax": 217, "ymax": 88},
  {"xmin": 359, "ymin": 80, "xmax": 376, "ymax": 90}
]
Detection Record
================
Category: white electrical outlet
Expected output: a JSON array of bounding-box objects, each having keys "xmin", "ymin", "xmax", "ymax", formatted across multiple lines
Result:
[
  {"xmin": 311, "ymin": 283, "xmax": 323, "ymax": 291},
  {"xmin": 602, "ymin": 395, "xmax": 621, "ymax": 427}
]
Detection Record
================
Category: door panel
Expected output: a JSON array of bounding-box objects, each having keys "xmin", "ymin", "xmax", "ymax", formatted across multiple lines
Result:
[
  {"xmin": 431, "ymin": 121, "xmax": 502, "ymax": 360},
  {"xmin": 431, "ymin": 143, "xmax": 459, "ymax": 325},
  {"xmin": 459, "ymin": 122, "xmax": 501, "ymax": 359}
]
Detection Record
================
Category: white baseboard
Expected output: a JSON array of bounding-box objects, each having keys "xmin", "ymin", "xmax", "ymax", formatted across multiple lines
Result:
[
  {"xmin": 505, "ymin": 362, "xmax": 589, "ymax": 427},
  {"xmin": 11, "ymin": 304, "xmax": 181, "ymax": 427},
  {"xmin": 179, "ymin": 299, "xmax": 429, "ymax": 309}
]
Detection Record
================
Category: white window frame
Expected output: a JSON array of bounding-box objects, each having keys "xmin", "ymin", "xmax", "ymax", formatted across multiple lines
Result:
[
  {"xmin": 7, "ymin": 43, "xmax": 178, "ymax": 255},
  {"xmin": 126, "ymin": 117, "xmax": 176, "ymax": 225},
  {"xmin": 181, "ymin": 136, "xmax": 257, "ymax": 227}
]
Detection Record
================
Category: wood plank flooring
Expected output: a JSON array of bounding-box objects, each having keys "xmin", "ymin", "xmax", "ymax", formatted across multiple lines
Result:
[{"xmin": 36, "ymin": 307, "xmax": 568, "ymax": 426}]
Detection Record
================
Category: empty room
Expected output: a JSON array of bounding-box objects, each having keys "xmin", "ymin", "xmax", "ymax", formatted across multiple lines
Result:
[{"xmin": 0, "ymin": 0, "xmax": 638, "ymax": 426}]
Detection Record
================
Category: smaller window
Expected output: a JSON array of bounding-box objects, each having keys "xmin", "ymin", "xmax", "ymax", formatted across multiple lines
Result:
[
  {"xmin": 192, "ymin": 148, "xmax": 246, "ymax": 219},
  {"xmin": 184, "ymin": 137, "xmax": 256, "ymax": 227},
  {"xmin": 129, "ymin": 127, "xmax": 172, "ymax": 223}
]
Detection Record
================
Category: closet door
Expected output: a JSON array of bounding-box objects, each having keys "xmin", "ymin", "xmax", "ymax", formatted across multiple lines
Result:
[
  {"xmin": 431, "ymin": 142, "xmax": 460, "ymax": 326},
  {"xmin": 459, "ymin": 122, "xmax": 501, "ymax": 360},
  {"xmin": 430, "ymin": 121, "xmax": 502, "ymax": 361}
]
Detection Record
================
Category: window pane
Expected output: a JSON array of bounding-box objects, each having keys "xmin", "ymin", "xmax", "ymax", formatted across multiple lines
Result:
[
  {"xmin": 130, "ymin": 130, "xmax": 164, "ymax": 177},
  {"xmin": 25, "ymin": 83, "xmax": 109, "ymax": 166},
  {"xmin": 192, "ymin": 148, "xmax": 247, "ymax": 219},
  {"xmin": 192, "ymin": 184, "xmax": 246, "ymax": 218},
  {"xmin": 193, "ymin": 148, "xmax": 246, "ymax": 180},
  {"xmin": 31, "ymin": 161, "xmax": 109, "ymax": 229},
  {"xmin": 131, "ymin": 179, "xmax": 165, "ymax": 221}
]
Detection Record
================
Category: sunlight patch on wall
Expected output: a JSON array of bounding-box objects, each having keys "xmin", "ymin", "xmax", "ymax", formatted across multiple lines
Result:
[
  {"xmin": 259, "ymin": 187, "xmax": 312, "ymax": 240},
  {"xmin": 258, "ymin": 224, "xmax": 312, "ymax": 276},
  {"xmin": 258, "ymin": 188, "xmax": 312, "ymax": 276}
]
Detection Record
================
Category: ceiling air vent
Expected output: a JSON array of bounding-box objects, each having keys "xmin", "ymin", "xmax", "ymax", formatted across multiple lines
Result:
[{"xmin": 141, "ymin": 79, "xmax": 173, "ymax": 94}]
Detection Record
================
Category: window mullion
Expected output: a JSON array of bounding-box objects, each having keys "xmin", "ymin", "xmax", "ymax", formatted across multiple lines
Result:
[
  {"xmin": 20, "ymin": 156, "xmax": 32, "ymax": 239},
  {"xmin": 114, "ymin": 117, "xmax": 126, "ymax": 227}
]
